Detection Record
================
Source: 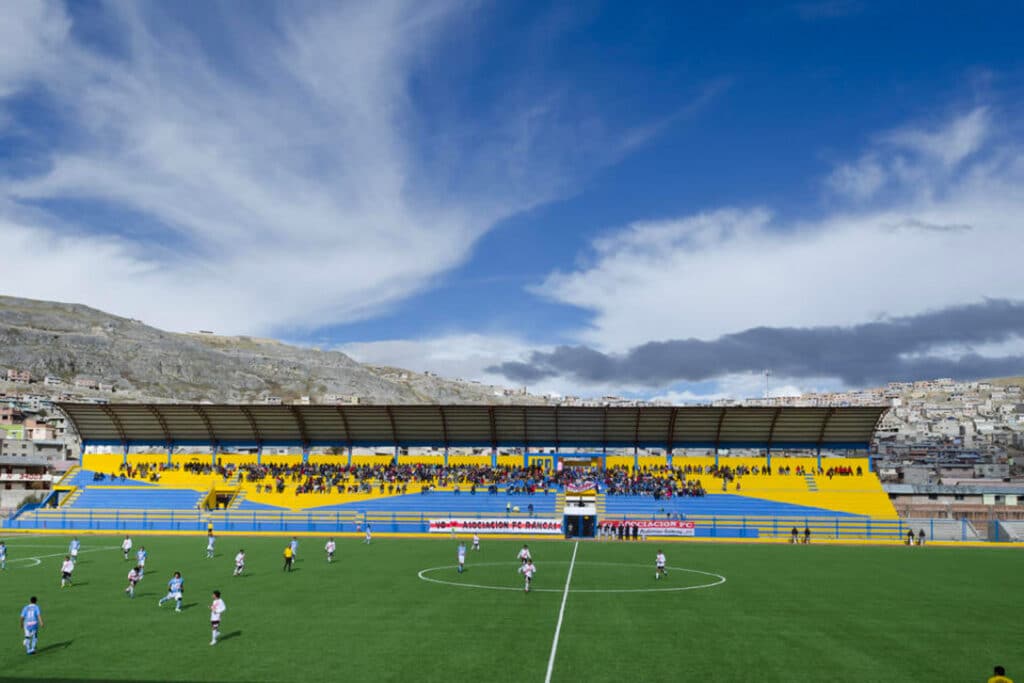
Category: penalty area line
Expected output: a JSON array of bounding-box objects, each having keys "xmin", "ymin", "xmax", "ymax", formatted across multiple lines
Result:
[{"xmin": 544, "ymin": 540, "xmax": 578, "ymax": 683}]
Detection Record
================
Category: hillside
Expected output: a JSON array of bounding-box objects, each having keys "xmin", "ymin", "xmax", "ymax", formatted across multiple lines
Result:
[{"xmin": 0, "ymin": 296, "xmax": 539, "ymax": 405}]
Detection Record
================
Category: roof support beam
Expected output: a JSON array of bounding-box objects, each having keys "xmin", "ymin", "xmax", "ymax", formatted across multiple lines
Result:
[
  {"xmin": 335, "ymin": 406, "xmax": 352, "ymax": 448},
  {"xmin": 816, "ymin": 408, "xmax": 836, "ymax": 450},
  {"xmin": 192, "ymin": 405, "xmax": 219, "ymax": 449},
  {"xmin": 766, "ymin": 407, "xmax": 783, "ymax": 451},
  {"xmin": 487, "ymin": 406, "xmax": 497, "ymax": 449},
  {"xmin": 522, "ymin": 406, "xmax": 529, "ymax": 450},
  {"xmin": 100, "ymin": 405, "xmax": 128, "ymax": 446},
  {"xmin": 288, "ymin": 406, "xmax": 311, "ymax": 448},
  {"xmin": 145, "ymin": 405, "xmax": 172, "ymax": 447},
  {"xmin": 602, "ymin": 406, "xmax": 609, "ymax": 452},
  {"xmin": 384, "ymin": 405, "xmax": 398, "ymax": 446},
  {"xmin": 666, "ymin": 407, "xmax": 679, "ymax": 452},
  {"xmin": 714, "ymin": 408, "xmax": 727, "ymax": 452},
  {"xmin": 633, "ymin": 408, "xmax": 642, "ymax": 450},
  {"xmin": 553, "ymin": 405, "xmax": 560, "ymax": 451},
  {"xmin": 438, "ymin": 405, "xmax": 450, "ymax": 450},
  {"xmin": 239, "ymin": 405, "xmax": 263, "ymax": 447}
]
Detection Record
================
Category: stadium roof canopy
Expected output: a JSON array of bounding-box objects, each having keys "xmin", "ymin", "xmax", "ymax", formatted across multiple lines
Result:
[{"xmin": 58, "ymin": 403, "xmax": 886, "ymax": 451}]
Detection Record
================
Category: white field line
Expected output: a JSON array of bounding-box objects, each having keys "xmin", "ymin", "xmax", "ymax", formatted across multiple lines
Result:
[{"xmin": 544, "ymin": 541, "xmax": 578, "ymax": 683}]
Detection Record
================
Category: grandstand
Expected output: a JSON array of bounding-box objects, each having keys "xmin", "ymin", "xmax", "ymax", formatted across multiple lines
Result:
[{"xmin": 2, "ymin": 402, "xmax": 936, "ymax": 541}]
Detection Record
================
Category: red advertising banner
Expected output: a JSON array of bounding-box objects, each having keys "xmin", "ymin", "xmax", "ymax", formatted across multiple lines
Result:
[
  {"xmin": 429, "ymin": 518, "xmax": 563, "ymax": 534},
  {"xmin": 602, "ymin": 520, "xmax": 696, "ymax": 536}
]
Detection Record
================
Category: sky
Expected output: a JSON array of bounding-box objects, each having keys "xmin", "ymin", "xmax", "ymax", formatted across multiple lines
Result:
[{"xmin": 1, "ymin": 1, "xmax": 1023, "ymax": 401}]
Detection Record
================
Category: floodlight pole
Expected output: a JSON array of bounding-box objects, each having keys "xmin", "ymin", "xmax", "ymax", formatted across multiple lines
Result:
[
  {"xmin": 490, "ymin": 447, "xmax": 497, "ymax": 468},
  {"xmin": 346, "ymin": 445, "xmax": 353, "ymax": 467},
  {"xmin": 166, "ymin": 444, "xmax": 174, "ymax": 467},
  {"xmin": 444, "ymin": 446, "xmax": 449, "ymax": 467},
  {"xmin": 303, "ymin": 446, "xmax": 310, "ymax": 464},
  {"xmin": 393, "ymin": 445, "xmax": 399, "ymax": 466},
  {"xmin": 633, "ymin": 445, "xmax": 639, "ymax": 471},
  {"xmin": 122, "ymin": 442, "xmax": 129, "ymax": 467},
  {"xmin": 816, "ymin": 447, "xmax": 822, "ymax": 471}
]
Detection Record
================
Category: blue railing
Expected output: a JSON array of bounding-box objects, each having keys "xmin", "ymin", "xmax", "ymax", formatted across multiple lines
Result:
[{"xmin": 1, "ymin": 508, "xmax": 982, "ymax": 541}]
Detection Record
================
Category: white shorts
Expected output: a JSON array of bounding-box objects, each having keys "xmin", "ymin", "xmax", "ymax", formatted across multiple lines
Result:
[
  {"xmin": 458, "ymin": 555, "xmax": 466, "ymax": 563},
  {"xmin": 71, "ymin": 550, "xmax": 79, "ymax": 558},
  {"xmin": 167, "ymin": 591, "xmax": 183, "ymax": 600}
]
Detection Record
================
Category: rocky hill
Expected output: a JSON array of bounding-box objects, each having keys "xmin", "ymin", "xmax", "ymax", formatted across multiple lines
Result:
[{"xmin": 0, "ymin": 296, "xmax": 540, "ymax": 405}]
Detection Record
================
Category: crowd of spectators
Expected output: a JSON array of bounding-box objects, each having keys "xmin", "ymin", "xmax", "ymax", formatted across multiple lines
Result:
[{"xmin": 103, "ymin": 456, "xmax": 862, "ymax": 497}]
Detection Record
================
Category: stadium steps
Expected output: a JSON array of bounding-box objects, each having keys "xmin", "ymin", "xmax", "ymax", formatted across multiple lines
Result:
[
  {"xmin": 56, "ymin": 466, "xmax": 81, "ymax": 486},
  {"xmin": 228, "ymin": 489, "xmax": 247, "ymax": 510},
  {"xmin": 555, "ymin": 491, "xmax": 566, "ymax": 513},
  {"xmin": 596, "ymin": 493, "xmax": 606, "ymax": 514},
  {"xmin": 803, "ymin": 474, "xmax": 819, "ymax": 492},
  {"xmin": 59, "ymin": 488, "xmax": 83, "ymax": 508}
]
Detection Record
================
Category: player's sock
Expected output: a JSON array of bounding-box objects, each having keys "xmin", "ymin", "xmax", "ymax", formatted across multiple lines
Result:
[
  {"xmin": 24, "ymin": 637, "xmax": 30, "ymax": 653},
  {"xmin": 30, "ymin": 635, "xmax": 37, "ymax": 652},
  {"xmin": 176, "ymin": 598, "xmax": 182, "ymax": 611}
]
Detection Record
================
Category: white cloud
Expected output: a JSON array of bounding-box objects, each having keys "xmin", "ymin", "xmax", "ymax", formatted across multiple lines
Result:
[
  {"xmin": 0, "ymin": 2, "xmax": 644, "ymax": 335},
  {"xmin": 535, "ymin": 107, "xmax": 1024, "ymax": 352},
  {"xmin": 0, "ymin": 0, "xmax": 70, "ymax": 97},
  {"xmin": 882, "ymin": 107, "xmax": 990, "ymax": 168},
  {"xmin": 825, "ymin": 154, "xmax": 886, "ymax": 200}
]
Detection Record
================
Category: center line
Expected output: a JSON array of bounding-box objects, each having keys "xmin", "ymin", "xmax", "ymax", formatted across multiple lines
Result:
[{"xmin": 544, "ymin": 541, "xmax": 578, "ymax": 683}]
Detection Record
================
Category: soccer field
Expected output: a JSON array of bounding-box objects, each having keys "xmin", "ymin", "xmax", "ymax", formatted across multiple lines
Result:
[{"xmin": 0, "ymin": 534, "xmax": 1020, "ymax": 682}]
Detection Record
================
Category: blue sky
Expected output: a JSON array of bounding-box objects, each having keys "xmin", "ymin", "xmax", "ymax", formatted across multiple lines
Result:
[{"xmin": 1, "ymin": 1, "xmax": 1023, "ymax": 400}]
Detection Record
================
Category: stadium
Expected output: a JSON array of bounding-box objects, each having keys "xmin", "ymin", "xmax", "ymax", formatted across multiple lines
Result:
[{"xmin": 2, "ymin": 402, "xmax": 1021, "ymax": 681}]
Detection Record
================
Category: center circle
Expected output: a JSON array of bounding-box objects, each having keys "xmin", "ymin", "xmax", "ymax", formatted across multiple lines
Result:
[{"xmin": 417, "ymin": 560, "xmax": 726, "ymax": 593}]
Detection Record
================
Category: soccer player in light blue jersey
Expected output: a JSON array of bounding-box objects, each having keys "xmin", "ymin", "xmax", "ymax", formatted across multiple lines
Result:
[
  {"xmin": 69, "ymin": 537, "xmax": 81, "ymax": 565},
  {"xmin": 457, "ymin": 542, "xmax": 466, "ymax": 574},
  {"xmin": 158, "ymin": 572, "xmax": 184, "ymax": 612},
  {"xmin": 20, "ymin": 596, "xmax": 42, "ymax": 655},
  {"xmin": 206, "ymin": 533, "xmax": 215, "ymax": 559},
  {"xmin": 290, "ymin": 537, "xmax": 299, "ymax": 560},
  {"xmin": 136, "ymin": 547, "xmax": 148, "ymax": 579},
  {"xmin": 0, "ymin": 541, "xmax": 7, "ymax": 570}
]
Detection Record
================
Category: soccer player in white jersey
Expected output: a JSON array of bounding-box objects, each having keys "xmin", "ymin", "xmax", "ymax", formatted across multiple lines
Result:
[
  {"xmin": 518, "ymin": 560, "xmax": 536, "ymax": 592},
  {"xmin": 325, "ymin": 538, "xmax": 336, "ymax": 563},
  {"xmin": 59, "ymin": 556, "xmax": 74, "ymax": 588},
  {"xmin": 655, "ymin": 550, "xmax": 667, "ymax": 580},
  {"xmin": 364, "ymin": 524, "xmax": 372, "ymax": 544},
  {"xmin": 0, "ymin": 541, "xmax": 7, "ymax": 570},
  {"xmin": 517, "ymin": 544, "xmax": 532, "ymax": 565},
  {"xmin": 69, "ymin": 537, "xmax": 80, "ymax": 565},
  {"xmin": 472, "ymin": 534, "xmax": 480, "ymax": 551},
  {"xmin": 206, "ymin": 533, "xmax": 216, "ymax": 559},
  {"xmin": 159, "ymin": 572, "xmax": 184, "ymax": 612},
  {"xmin": 209, "ymin": 591, "xmax": 226, "ymax": 645},
  {"xmin": 289, "ymin": 537, "xmax": 299, "ymax": 560},
  {"xmin": 20, "ymin": 596, "xmax": 42, "ymax": 655},
  {"xmin": 136, "ymin": 547, "xmax": 148, "ymax": 579},
  {"xmin": 233, "ymin": 550, "xmax": 245, "ymax": 577},
  {"xmin": 125, "ymin": 566, "xmax": 141, "ymax": 598},
  {"xmin": 122, "ymin": 536, "xmax": 133, "ymax": 561},
  {"xmin": 457, "ymin": 542, "xmax": 466, "ymax": 574}
]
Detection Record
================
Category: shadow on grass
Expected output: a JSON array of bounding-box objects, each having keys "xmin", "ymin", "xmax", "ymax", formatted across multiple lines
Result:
[
  {"xmin": 218, "ymin": 630, "xmax": 242, "ymax": 642},
  {"xmin": 179, "ymin": 602, "xmax": 199, "ymax": 611},
  {"xmin": 35, "ymin": 640, "xmax": 73, "ymax": 654}
]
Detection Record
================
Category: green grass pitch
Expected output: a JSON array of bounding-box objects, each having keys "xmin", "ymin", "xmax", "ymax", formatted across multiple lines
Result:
[{"xmin": 0, "ymin": 534, "xmax": 1020, "ymax": 682}]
